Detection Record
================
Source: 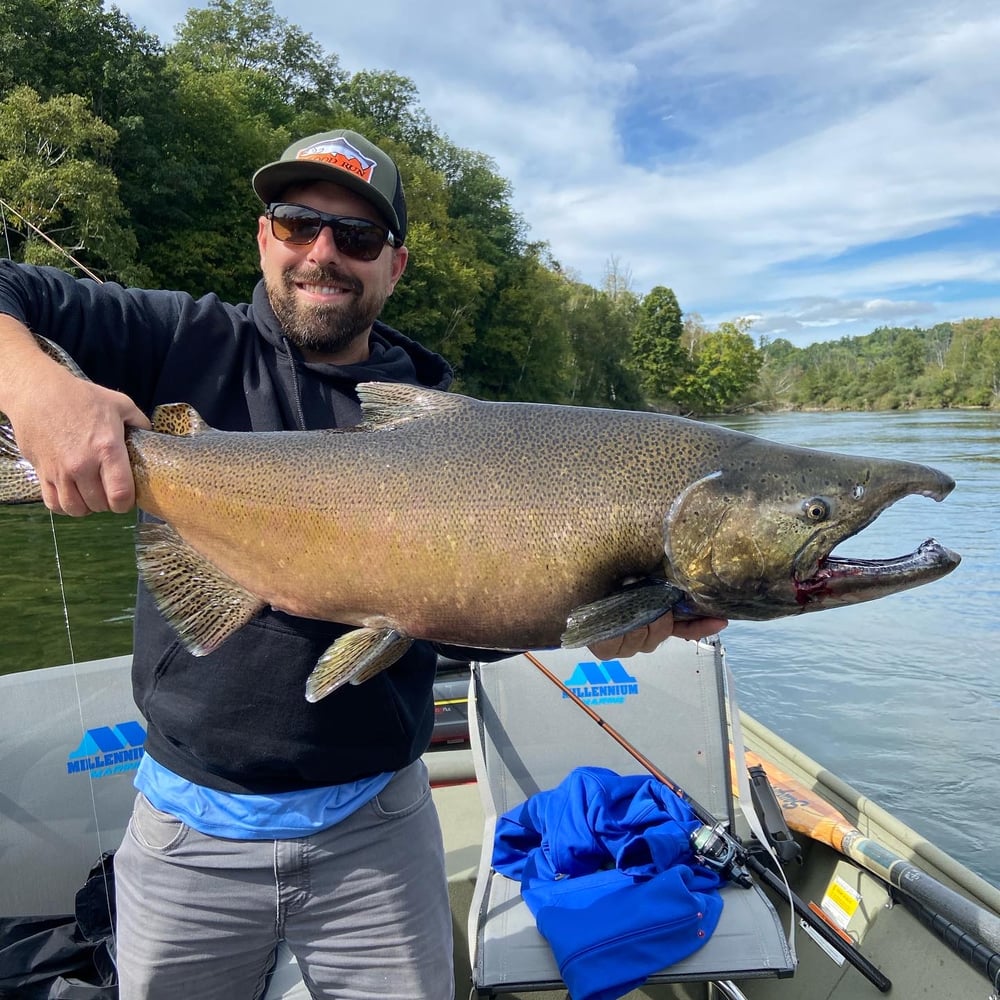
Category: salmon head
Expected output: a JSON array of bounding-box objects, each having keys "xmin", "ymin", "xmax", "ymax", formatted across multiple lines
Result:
[{"xmin": 661, "ymin": 437, "xmax": 961, "ymax": 621}]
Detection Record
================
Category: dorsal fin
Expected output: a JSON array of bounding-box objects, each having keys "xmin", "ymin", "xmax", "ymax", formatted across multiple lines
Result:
[
  {"xmin": 151, "ymin": 403, "xmax": 214, "ymax": 436},
  {"xmin": 356, "ymin": 383, "xmax": 471, "ymax": 430}
]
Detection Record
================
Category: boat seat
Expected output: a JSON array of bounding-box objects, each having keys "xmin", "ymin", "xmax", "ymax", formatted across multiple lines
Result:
[{"xmin": 467, "ymin": 640, "xmax": 796, "ymax": 996}]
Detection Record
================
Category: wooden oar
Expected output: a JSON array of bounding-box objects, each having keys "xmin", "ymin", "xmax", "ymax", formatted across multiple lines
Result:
[{"xmin": 744, "ymin": 749, "xmax": 1000, "ymax": 954}]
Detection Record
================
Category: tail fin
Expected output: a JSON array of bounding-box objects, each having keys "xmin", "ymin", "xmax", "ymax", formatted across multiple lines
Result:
[{"xmin": 0, "ymin": 412, "xmax": 41, "ymax": 503}]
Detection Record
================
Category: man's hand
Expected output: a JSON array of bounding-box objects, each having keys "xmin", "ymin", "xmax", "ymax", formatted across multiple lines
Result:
[
  {"xmin": 587, "ymin": 612, "xmax": 728, "ymax": 661},
  {"xmin": 0, "ymin": 326, "xmax": 150, "ymax": 516},
  {"xmin": 20, "ymin": 371, "xmax": 149, "ymax": 516}
]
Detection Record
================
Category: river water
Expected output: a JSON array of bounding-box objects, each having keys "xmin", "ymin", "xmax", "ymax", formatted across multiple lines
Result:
[
  {"xmin": 1, "ymin": 409, "xmax": 997, "ymax": 886},
  {"xmin": 711, "ymin": 409, "xmax": 999, "ymax": 889}
]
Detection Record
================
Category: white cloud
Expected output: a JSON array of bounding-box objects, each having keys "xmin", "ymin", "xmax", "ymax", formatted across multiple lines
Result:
[
  {"xmin": 113, "ymin": 0, "xmax": 1000, "ymax": 344},
  {"xmin": 752, "ymin": 299, "xmax": 939, "ymax": 339}
]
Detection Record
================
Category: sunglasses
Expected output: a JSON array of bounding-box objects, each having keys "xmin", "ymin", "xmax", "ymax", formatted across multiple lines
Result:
[{"xmin": 265, "ymin": 203, "xmax": 398, "ymax": 261}]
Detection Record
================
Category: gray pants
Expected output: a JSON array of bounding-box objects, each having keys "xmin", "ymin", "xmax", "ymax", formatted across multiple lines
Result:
[{"xmin": 114, "ymin": 760, "xmax": 454, "ymax": 1000}]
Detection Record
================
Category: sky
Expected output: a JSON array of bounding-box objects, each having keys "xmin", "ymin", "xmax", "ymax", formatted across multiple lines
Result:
[{"xmin": 111, "ymin": 0, "xmax": 1000, "ymax": 346}]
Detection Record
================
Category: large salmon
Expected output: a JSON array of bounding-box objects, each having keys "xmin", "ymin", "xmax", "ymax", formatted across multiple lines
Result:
[{"xmin": 0, "ymin": 336, "xmax": 960, "ymax": 701}]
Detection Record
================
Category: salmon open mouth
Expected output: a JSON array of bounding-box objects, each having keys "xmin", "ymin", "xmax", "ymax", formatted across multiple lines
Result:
[{"xmin": 794, "ymin": 538, "xmax": 961, "ymax": 607}]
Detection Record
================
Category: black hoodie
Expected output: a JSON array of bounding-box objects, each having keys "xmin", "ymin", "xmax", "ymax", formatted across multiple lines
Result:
[{"xmin": 0, "ymin": 262, "xmax": 464, "ymax": 793}]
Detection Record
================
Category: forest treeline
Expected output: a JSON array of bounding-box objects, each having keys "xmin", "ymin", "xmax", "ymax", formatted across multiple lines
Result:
[
  {"xmin": 1, "ymin": 0, "xmax": 997, "ymax": 413},
  {"xmin": 758, "ymin": 320, "xmax": 1000, "ymax": 412}
]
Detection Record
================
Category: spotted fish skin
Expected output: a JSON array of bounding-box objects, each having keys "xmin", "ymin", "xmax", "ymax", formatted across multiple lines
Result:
[
  {"xmin": 0, "ymin": 337, "xmax": 961, "ymax": 701},
  {"xmin": 128, "ymin": 389, "xmax": 705, "ymax": 650}
]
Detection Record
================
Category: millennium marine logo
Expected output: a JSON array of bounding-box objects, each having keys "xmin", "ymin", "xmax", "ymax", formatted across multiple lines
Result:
[
  {"xmin": 67, "ymin": 720, "xmax": 146, "ymax": 779},
  {"xmin": 562, "ymin": 660, "xmax": 639, "ymax": 706}
]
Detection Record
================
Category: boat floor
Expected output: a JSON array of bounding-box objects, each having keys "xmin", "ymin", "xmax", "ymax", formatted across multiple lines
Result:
[
  {"xmin": 428, "ymin": 747, "xmax": 998, "ymax": 1000},
  {"xmin": 3, "ymin": 655, "xmax": 997, "ymax": 999}
]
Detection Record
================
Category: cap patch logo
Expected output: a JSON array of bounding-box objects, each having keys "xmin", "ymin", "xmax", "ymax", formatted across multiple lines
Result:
[{"xmin": 297, "ymin": 137, "xmax": 377, "ymax": 183}]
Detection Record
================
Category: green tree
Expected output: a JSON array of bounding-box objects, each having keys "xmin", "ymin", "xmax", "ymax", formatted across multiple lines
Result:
[
  {"xmin": 171, "ymin": 0, "xmax": 345, "ymax": 118},
  {"xmin": 0, "ymin": 86, "xmax": 141, "ymax": 280},
  {"xmin": 145, "ymin": 62, "xmax": 284, "ymax": 299},
  {"xmin": 978, "ymin": 320, "xmax": 1000, "ymax": 407},
  {"xmin": 0, "ymin": 0, "xmax": 161, "ymax": 108},
  {"xmin": 0, "ymin": 0, "xmax": 180, "ymax": 271},
  {"xmin": 563, "ymin": 283, "xmax": 643, "ymax": 408},
  {"xmin": 681, "ymin": 311, "xmax": 711, "ymax": 361},
  {"xmin": 947, "ymin": 318, "xmax": 1000, "ymax": 407},
  {"xmin": 437, "ymin": 144, "xmax": 526, "ymax": 266},
  {"xmin": 339, "ymin": 70, "xmax": 439, "ymax": 156},
  {"xmin": 674, "ymin": 320, "xmax": 761, "ymax": 414},
  {"xmin": 751, "ymin": 337, "xmax": 798, "ymax": 410},
  {"xmin": 457, "ymin": 248, "xmax": 571, "ymax": 401},
  {"xmin": 760, "ymin": 336, "xmax": 799, "ymax": 366},
  {"xmin": 629, "ymin": 285, "xmax": 689, "ymax": 406},
  {"xmin": 891, "ymin": 329, "xmax": 925, "ymax": 383},
  {"xmin": 913, "ymin": 365, "xmax": 958, "ymax": 408},
  {"xmin": 379, "ymin": 146, "xmax": 485, "ymax": 368}
]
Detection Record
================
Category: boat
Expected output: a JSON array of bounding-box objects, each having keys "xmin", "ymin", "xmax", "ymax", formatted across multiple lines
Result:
[{"xmin": 2, "ymin": 647, "xmax": 998, "ymax": 1000}]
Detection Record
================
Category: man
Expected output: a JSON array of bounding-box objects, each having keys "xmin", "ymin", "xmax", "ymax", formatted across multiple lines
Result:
[{"xmin": 0, "ymin": 129, "xmax": 726, "ymax": 999}]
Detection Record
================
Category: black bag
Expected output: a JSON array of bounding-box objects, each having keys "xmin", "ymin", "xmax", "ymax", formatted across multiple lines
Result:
[{"xmin": 0, "ymin": 852, "xmax": 118, "ymax": 999}]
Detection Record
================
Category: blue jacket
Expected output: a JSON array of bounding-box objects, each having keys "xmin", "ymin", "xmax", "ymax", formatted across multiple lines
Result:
[{"xmin": 493, "ymin": 767, "xmax": 724, "ymax": 1000}]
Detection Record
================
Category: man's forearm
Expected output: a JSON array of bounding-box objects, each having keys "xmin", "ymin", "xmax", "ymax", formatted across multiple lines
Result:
[{"xmin": 0, "ymin": 314, "xmax": 63, "ymax": 420}]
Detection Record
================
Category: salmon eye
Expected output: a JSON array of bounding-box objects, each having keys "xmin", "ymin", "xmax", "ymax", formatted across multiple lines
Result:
[{"xmin": 801, "ymin": 498, "xmax": 829, "ymax": 522}]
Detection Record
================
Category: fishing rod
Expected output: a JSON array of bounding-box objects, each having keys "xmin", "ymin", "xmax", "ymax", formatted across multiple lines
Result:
[
  {"xmin": 522, "ymin": 649, "xmax": 894, "ymax": 993},
  {"xmin": 0, "ymin": 196, "xmax": 103, "ymax": 280},
  {"xmin": 522, "ymin": 650, "xmax": 752, "ymax": 887},
  {"xmin": 897, "ymin": 891, "xmax": 1000, "ymax": 993}
]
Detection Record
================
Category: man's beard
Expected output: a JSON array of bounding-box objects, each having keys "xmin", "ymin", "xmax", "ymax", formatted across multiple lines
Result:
[{"xmin": 266, "ymin": 265, "xmax": 388, "ymax": 356}]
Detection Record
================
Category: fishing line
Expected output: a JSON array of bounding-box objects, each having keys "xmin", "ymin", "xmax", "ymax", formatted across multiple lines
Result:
[
  {"xmin": 1, "ymin": 201, "xmax": 11, "ymax": 259},
  {"xmin": 2, "ymin": 201, "xmax": 118, "ymax": 953},
  {"xmin": 55, "ymin": 514, "xmax": 118, "ymax": 923},
  {"xmin": 48, "ymin": 515, "xmax": 77, "ymax": 665},
  {"xmin": 2, "ymin": 200, "xmax": 88, "ymax": 667},
  {"xmin": 50, "ymin": 509, "xmax": 120, "ymax": 957}
]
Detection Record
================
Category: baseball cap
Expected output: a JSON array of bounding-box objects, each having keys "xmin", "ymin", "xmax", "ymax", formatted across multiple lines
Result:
[{"xmin": 252, "ymin": 130, "xmax": 407, "ymax": 243}]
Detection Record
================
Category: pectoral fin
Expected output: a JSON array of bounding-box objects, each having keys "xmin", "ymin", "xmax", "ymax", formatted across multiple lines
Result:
[
  {"xmin": 561, "ymin": 581, "xmax": 684, "ymax": 648},
  {"xmin": 305, "ymin": 628, "xmax": 413, "ymax": 703},
  {"xmin": 136, "ymin": 522, "xmax": 265, "ymax": 655}
]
